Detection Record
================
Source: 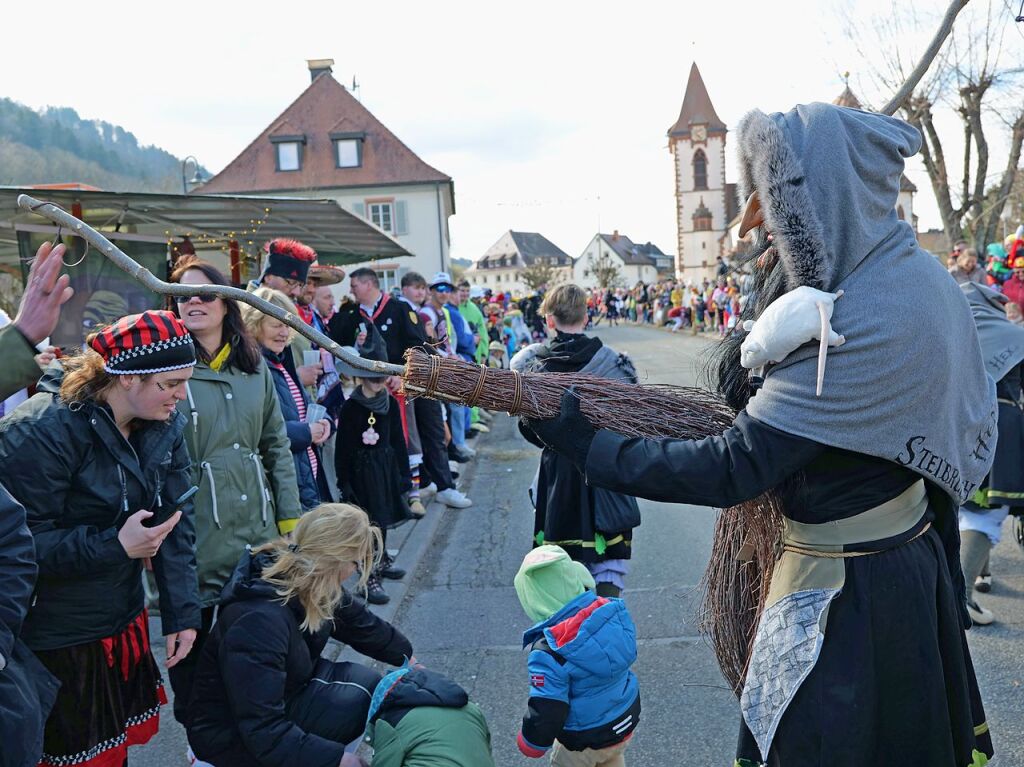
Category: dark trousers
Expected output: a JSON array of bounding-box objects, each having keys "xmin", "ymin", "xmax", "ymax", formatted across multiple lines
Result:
[
  {"xmin": 168, "ymin": 605, "xmax": 217, "ymax": 725},
  {"xmin": 285, "ymin": 658, "xmax": 383, "ymax": 746},
  {"xmin": 413, "ymin": 397, "xmax": 454, "ymax": 492}
]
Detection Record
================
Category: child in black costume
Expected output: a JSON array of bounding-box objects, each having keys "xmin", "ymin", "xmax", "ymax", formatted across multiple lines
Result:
[{"xmin": 334, "ymin": 334, "xmax": 412, "ymax": 605}]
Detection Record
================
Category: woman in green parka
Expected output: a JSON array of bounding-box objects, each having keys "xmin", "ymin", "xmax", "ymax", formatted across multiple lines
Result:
[{"xmin": 166, "ymin": 257, "xmax": 302, "ymax": 731}]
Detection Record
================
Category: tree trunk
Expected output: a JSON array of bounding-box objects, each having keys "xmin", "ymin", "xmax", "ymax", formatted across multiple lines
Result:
[{"xmin": 979, "ymin": 109, "xmax": 1024, "ymax": 247}]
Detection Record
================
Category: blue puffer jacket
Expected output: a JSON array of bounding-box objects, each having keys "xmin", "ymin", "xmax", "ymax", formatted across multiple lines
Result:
[{"xmin": 517, "ymin": 591, "xmax": 640, "ymax": 757}]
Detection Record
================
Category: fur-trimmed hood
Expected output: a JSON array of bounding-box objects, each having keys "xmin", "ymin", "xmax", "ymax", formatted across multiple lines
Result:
[
  {"xmin": 733, "ymin": 103, "xmax": 996, "ymax": 507},
  {"xmin": 736, "ymin": 103, "xmax": 921, "ymax": 292}
]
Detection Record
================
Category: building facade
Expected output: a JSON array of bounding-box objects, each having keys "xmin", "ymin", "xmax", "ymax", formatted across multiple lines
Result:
[
  {"xmin": 668, "ymin": 63, "xmax": 738, "ymax": 282},
  {"xmin": 573, "ymin": 232, "xmax": 658, "ymax": 289},
  {"xmin": 465, "ymin": 230, "xmax": 573, "ymax": 295},
  {"xmin": 198, "ymin": 60, "xmax": 454, "ymax": 292}
]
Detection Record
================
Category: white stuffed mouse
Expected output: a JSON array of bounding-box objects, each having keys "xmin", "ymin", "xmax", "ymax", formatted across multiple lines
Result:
[{"xmin": 740, "ymin": 285, "xmax": 846, "ymax": 396}]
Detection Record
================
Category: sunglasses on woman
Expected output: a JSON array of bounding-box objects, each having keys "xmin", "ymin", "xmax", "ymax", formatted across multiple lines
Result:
[{"xmin": 174, "ymin": 294, "xmax": 218, "ymax": 304}]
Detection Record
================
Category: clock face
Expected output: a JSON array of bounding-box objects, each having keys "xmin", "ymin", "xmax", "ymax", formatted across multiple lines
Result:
[{"xmin": 691, "ymin": 124, "xmax": 707, "ymax": 142}]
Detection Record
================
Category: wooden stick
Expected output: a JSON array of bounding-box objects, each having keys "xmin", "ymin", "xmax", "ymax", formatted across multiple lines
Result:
[
  {"xmin": 16, "ymin": 194, "xmax": 404, "ymax": 377},
  {"xmin": 879, "ymin": 0, "xmax": 971, "ymax": 116}
]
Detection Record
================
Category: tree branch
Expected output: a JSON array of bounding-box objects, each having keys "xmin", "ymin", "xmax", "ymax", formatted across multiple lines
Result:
[
  {"xmin": 16, "ymin": 194, "xmax": 405, "ymax": 377},
  {"xmin": 880, "ymin": 0, "xmax": 972, "ymax": 115}
]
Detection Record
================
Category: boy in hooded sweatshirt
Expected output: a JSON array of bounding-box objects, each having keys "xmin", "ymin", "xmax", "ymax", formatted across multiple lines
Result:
[{"xmin": 514, "ymin": 545, "xmax": 640, "ymax": 766}]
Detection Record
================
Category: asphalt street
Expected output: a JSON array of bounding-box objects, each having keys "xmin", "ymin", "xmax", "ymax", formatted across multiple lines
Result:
[{"xmin": 138, "ymin": 323, "xmax": 1024, "ymax": 766}]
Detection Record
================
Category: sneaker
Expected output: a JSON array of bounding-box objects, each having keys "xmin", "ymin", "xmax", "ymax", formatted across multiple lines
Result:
[
  {"xmin": 435, "ymin": 487, "xmax": 473, "ymax": 509},
  {"xmin": 420, "ymin": 482, "xmax": 437, "ymax": 497},
  {"xmin": 967, "ymin": 598, "xmax": 994, "ymax": 625},
  {"xmin": 449, "ymin": 445, "xmax": 475, "ymax": 463},
  {"xmin": 363, "ymin": 574, "xmax": 390, "ymax": 605},
  {"xmin": 975, "ymin": 574, "xmax": 992, "ymax": 594},
  {"xmin": 409, "ymin": 499, "xmax": 427, "ymax": 518},
  {"xmin": 470, "ymin": 422, "xmax": 490, "ymax": 434}
]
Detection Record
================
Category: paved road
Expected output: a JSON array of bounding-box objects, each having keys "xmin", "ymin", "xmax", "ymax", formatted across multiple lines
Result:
[
  {"xmin": 390, "ymin": 326, "xmax": 738, "ymax": 766},
  {"xmin": 138, "ymin": 323, "xmax": 1024, "ymax": 765},
  {"xmin": 390, "ymin": 323, "xmax": 1024, "ymax": 766}
]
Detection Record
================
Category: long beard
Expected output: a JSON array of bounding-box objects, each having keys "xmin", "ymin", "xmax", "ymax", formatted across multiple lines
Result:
[{"xmin": 706, "ymin": 227, "xmax": 789, "ymax": 411}]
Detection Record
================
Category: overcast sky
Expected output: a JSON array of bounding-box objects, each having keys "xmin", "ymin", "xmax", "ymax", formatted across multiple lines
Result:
[{"xmin": 1, "ymin": 0, "xmax": 1020, "ymax": 262}]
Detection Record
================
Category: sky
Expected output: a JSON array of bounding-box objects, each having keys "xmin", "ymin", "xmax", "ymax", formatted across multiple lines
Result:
[{"xmin": 1, "ymin": 0, "xmax": 1020, "ymax": 263}]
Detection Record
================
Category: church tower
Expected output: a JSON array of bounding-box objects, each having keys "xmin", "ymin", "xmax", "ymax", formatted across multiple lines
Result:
[{"xmin": 668, "ymin": 63, "xmax": 729, "ymax": 280}]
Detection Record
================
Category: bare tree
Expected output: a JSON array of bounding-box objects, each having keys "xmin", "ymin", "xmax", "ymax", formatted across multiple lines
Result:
[
  {"xmin": 583, "ymin": 252, "xmax": 623, "ymax": 289},
  {"xmin": 847, "ymin": 0, "xmax": 1024, "ymax": 251},
  {"xmin": 520, "ymin": 260, "xmax": 560, "ymax": 291}
]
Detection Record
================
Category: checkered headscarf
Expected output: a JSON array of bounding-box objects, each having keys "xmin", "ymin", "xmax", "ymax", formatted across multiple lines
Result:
[{"xmin": 89, "ymin": 310, "xmax": 196, "ymax": 375}]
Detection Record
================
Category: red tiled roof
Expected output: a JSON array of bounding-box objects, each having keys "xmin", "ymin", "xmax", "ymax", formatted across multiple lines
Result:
[
  {"xmin": 668, "ymin": 63, "xmax": 727, "ymax": 138},
  {"xmin": 200, "ymin": 73, "xmax": 450, "ymax": 194}
]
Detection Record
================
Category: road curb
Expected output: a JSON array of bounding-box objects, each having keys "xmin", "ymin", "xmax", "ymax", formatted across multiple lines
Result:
[{"xmin": 331, "ymin": 441, "xmax": 484, "ymax": 658}]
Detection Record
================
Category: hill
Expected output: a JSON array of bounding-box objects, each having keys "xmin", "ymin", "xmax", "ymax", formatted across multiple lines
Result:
[{"xmin": 0, "ymin": 98, "xmax": 205, "ymax": 192}]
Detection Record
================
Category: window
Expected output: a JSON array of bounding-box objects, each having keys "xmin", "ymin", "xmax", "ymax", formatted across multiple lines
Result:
[
  {"xmin": 276, "ymin": 142, "xmax": 301, "ymax": 171},
  {"xmin": 368, "ymin": 202, "xmax": 394, "ymax": 233},
  {"xmin": 330, "ymin": 131, "xmax": 365, "ymax": 169},
  {"xmin": 693, "ymin": 149, "xmax": 708, "ymax": 190},
  {"xmin": 335, "ymin": 139, "xmax": 360, "ymax": 168},
  {"xmin": 376, "ymin": 269, "xmax": 397, "ymax": 292}
]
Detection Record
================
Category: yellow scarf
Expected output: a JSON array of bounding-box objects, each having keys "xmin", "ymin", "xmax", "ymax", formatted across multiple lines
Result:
[{"xmin": 209, "ymin": 342, "xmax": 231, "ymax": 372}]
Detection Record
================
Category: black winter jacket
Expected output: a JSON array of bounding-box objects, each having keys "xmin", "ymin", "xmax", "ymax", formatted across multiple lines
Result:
[
  {"xmin": 0, "ymin": 483, "xmax": 60, "ymax": 767},
  {"xmin": 0, "ymin": 367, "xmax": 201, "ymax": 650},
  {"xmin": 262, "ymin": 348, "xmax": 331, "ymax": 510},
  {"xmin": 519, "ymin": 333, "xmax": 641, "ymax": 563},
  {"xmin": 187, "ymin": 549, "xmax": 413, "ymax": 767}
]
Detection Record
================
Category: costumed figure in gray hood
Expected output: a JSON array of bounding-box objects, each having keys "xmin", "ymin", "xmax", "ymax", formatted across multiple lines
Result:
[
  {"xmin": 523, "ymin": 102, "xmax": 996, "ymax": 766},
  {"xmin": 957, "ymin": 282, "xmax": 1024, "ymax": 627}
]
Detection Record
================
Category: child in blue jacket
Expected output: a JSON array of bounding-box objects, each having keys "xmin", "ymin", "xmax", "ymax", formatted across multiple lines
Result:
[{"xmin": 514, "ymin": 545, "xmax": 640, "ymax": 766}]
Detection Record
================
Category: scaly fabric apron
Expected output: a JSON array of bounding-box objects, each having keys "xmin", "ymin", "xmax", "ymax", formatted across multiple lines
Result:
[{"xmin": 740, "ymin": 479, "xmax": 929, "ymax": 758}]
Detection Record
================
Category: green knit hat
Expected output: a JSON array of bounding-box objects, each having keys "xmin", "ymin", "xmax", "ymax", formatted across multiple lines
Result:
[{"xmin": 514, "ymin": 545, "xmax": 595, "ymax": 623}]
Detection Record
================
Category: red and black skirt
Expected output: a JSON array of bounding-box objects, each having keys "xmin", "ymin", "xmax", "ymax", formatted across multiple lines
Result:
[{"xmin": 34, "ymin": 611, "xmax": 166, "ymax": 767}]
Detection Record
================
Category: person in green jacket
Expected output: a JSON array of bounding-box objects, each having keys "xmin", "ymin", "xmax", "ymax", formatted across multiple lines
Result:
[
  {"xmin": 0, "ymin": 240, "xmax": 74, "ymax": 400},
  {"xmin": 456, "ymin": 281, "xmax": 493, "ymax": 432},
  {"xmin": 168, "ymin": 257, "xmax": 303, "ymax": 731},
  {"xmin": 366, "ymin": 666, "xmax": 495, "ymax": 767}
]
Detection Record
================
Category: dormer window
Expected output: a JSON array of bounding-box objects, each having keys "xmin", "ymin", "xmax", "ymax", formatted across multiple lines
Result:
[
  {"xmin": 270, "ymin": 134, "xmax": 306, "ymax": 172},
  {"xmin": 330, "ymin": 131, "xmax": 365, "ymax": 169}
]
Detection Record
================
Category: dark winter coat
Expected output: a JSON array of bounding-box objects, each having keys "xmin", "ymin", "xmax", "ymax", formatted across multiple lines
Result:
[
  {"xmin": 187, "ymin": 549, "xmax": 413, "ymax": 767},
  {"xmin": 328, "ymin": 292, "xmax": 426, "ymax": 365},
  {"xmin": 519, "ymin": 333, "xmax": 640, "ymax": 563},
  {"xmin": 0, "ymin": 483, "xmax": 60, "ymax": 767},
  {"xmin": 335, "ymin": 392, "xmax": 412, "ymax": 529},
  {"xmin": 0, "ymin": 366, "xmax": 201, "ymax": 651},
  {"xmin": 263, "ymin": 348, "xmax": 330, "ymax": 510},
  {"xmin": 367, "ymin": 668, "xmax": 495, "ymax": 767}
]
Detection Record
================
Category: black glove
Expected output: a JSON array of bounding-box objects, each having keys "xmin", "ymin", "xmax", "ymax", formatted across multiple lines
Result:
[{"xmin": 521, "ymin": 389, "xmax": 596, "ymax": 472}]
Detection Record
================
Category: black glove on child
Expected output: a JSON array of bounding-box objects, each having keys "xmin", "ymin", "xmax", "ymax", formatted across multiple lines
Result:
[{"xmin": 521, "ymin": 389, "xmax": 596, "ymax": 473}]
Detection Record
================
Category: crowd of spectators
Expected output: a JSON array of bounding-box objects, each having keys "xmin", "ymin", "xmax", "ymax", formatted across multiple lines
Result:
[{"xmin": 947, "ymin": 227, "xmax": 1024, "ymax": 326}]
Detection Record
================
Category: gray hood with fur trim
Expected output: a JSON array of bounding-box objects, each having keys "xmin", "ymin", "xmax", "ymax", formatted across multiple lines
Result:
[{"xmin": 739, "ymin": 103, "xmax": 995, "ymax": 504}]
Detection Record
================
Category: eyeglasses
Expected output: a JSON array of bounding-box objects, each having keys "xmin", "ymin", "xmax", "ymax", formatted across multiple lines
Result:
[{"xmin": 175, "ymin": 294, "xmax": 218, "ymax": 304}]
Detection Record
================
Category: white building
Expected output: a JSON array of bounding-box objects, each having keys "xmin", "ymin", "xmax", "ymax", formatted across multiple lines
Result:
[
  {"xmin": 573, "ymin": 232, "xmax": 659, "ymax": 289},
  {"xmin": 465, "ymin": 230, "xmax": 573, "ymax": 296},
  {"xmin": 668, "ymin": 63, "xmax": 740, "ymax": 282},
  {"xmin": 198, "ymin": 59, "xmax": 454, "ymax": 292},
  {"xmin": 670, "ymin": 69, "xmax": 918, "ymax": 280}
]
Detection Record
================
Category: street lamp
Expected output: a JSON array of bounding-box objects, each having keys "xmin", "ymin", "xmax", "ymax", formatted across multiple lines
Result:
[{"xmin": 181, "ymin": 156, "xmax": 206, "ymax": 194}]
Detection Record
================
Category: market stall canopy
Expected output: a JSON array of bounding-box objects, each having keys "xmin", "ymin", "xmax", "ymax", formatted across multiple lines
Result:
[{"xmin": 0, "ymin": 186, "xmax": 412, "ymax": 266}]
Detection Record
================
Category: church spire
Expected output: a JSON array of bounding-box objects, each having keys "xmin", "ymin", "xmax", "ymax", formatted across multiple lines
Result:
[{"xmin": 668, "ymin": 62, "xmax": 727, "ymax": 138}]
